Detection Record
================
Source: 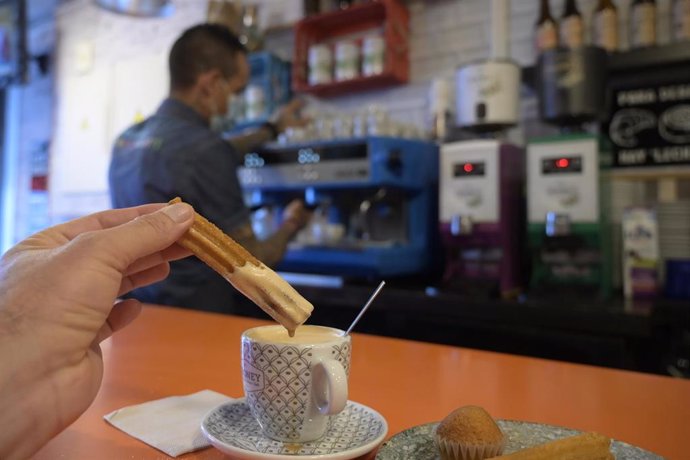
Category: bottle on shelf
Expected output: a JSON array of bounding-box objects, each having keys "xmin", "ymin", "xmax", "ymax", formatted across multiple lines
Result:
[
  {"xmin": 239, "ymin": 5, "xmax": 263, "ymax": 52},
  {"xmin": 593, "ymin": 0, "xmax": 618, "ymax": 52},
  {"xmin": 560, "ymin": 0, "xmax": 584, "ymax": 49},
  {"xmin": 630, "ymin": 0, "xmax": 657, "ymax": 48},
  {"xmin": 206, "ymin": 0, "xmax": 242, "ymax": 34},
  {"xmin": 535, "ymin": 0, "xmax": 559, "ymax": 54},
  {"xmin": 428, "ymin": 78, "xmax": 452, "ymax": 142},
  {"xmin": 673, "ymin": 0, "xmax": 690, "ymax": 41}
]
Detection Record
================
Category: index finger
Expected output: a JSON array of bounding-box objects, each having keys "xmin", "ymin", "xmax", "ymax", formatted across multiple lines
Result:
[{"xmin": 52, "ymin": 204, "xmax": 168, "ymax": 241}]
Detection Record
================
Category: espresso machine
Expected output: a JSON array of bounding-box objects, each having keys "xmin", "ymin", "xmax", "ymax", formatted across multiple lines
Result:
[
  {"xmin": 526, "ymin": 134, "xmax": 612, "ymax": 297},
  {"xmin": 440, "ymin": 140, "xmax": 525, "ymax": 298},
  {"xmin": 238, "ymin": 137, "xmax": 439, "ymax": 278}
]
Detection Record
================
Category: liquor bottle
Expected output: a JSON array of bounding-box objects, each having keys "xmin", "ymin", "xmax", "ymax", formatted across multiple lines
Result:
[
  {"xmin": 239, "ymin": 5, "xmax": 263, "ymax": 52},
  {"xmin": 428, "ymin": 78, "xmax": 452, "ymax": 142},
  {"xmin": 593, "ymin": 0, "xmax": 618, "ymax": 52},
  {"xmin": 560, "ymin": 0, "xmax": 584, "ymax": 49},
  {"xmin": 673, "ymin": 0, "xmax": 690, "ymax": 41},
  {"xmin": 630, "ymin": 0, "xmax": 656, "ymax": 48},
  {"xmin": 535, "ymin": 0, "xmax": 559, "ymax": 53}
]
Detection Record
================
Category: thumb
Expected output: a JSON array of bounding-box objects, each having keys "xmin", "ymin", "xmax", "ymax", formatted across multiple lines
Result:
[{"xmin": 91, "ymin": 202, "xmax": 194, "ymax": 271}]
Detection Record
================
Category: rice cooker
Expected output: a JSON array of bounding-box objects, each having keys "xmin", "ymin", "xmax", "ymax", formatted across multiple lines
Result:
[
  {"xmin": 455, "ymin": 0, "xmax": 519, "ymax": 132},
  {"xmin": 455, "ymin": 60, "xmax": 520, "ymax": 131}
]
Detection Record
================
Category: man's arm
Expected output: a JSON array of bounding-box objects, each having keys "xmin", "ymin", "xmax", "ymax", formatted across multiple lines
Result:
[
  {"xmin": 226, "ymin": 124, "xmax": 275, "ymax": 156},
  {"xmin": 229, "ymin": 221, "xmax": 297, "ymax": 268},
  {"xmin": 225, "ymin": 99, "xmax": 307, "ymax": 156},
  {"xmin": 228, "ymin": 199, "xmax": 311, "ymax": 267}
]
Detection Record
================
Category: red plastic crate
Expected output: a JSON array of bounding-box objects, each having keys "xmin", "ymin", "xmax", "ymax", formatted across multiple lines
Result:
[{"xmin": 293, "ymin": 0, "xmax": 409, "ymax": 97}]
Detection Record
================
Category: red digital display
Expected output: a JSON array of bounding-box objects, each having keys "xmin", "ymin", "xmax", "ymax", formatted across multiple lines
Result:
[
  {"xmin": 542, "ymin": 156, "xmax": 582, "ymax": 174},
  {"xmin": 453, "ymin": 162, "xmax": 485, "ymax": 177}
]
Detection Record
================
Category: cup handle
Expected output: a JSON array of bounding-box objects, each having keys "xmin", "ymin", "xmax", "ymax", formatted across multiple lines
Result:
[{"xmin": 312, "ymin": 359, "xmax": 348, "ymax": 415}]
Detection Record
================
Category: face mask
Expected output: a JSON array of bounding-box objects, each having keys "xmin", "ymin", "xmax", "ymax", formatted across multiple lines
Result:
[
  {"xmin": 210, "ymin": 113, "xmax": 228, "ymax": 133},
  {"xmin": 227, "ymin": 92, "xmax": 244, "ymax": 120},
  {"xmin": 209, "ymin": 82, "xmax": 237, "ymax": 134}
]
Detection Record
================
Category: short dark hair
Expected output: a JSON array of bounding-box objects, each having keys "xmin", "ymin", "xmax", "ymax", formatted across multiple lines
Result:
[{"xmin": 169, "ymin": 23, "xmax": 247, "ymax": 90}]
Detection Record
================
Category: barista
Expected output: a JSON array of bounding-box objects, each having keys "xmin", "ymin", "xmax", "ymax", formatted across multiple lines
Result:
[{"xmin": 108, "ymin": 23, "xmax": 311, "ymax": 312}]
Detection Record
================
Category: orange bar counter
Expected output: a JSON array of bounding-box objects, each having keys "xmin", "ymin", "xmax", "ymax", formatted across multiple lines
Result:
[{"xmin": 34, "ymin": 305, "xmax": 690, "ymax": 459}]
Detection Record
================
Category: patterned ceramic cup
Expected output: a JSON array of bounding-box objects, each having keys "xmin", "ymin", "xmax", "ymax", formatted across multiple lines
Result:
[{"xmin": 241, "ymin": 325, "xmax": 351, "ymax": 443}]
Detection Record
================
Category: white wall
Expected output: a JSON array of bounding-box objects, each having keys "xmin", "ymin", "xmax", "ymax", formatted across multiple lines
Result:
[{"xmin": 50, "ymin": 0, "xmax": 206, "ymax": 220}]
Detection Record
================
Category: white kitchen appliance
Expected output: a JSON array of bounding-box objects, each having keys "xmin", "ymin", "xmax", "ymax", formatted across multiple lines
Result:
[
  {"xmin": 440, "ymin": 140, "xmax": 525, "ymax": 297},
  {"xmin": 526, "ymin": 134, "xmax": 612, "ymax": 297},
  {"xmin": 455, "ymin": 0, "xmax": 520, "ymax": 131}
]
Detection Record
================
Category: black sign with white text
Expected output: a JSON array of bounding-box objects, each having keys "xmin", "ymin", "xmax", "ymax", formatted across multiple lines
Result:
[{"xmin": 607, "ymin": 82, "xmax": 690, "ymax": 167}]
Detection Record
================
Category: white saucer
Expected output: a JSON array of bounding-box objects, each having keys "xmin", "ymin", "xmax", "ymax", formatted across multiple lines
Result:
[{"xmin": 201, "ymin": 399, "xmax": 388, "ymax": 460}]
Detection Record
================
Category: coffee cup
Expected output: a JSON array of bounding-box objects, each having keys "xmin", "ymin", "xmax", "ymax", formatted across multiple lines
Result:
[{"xmin": 241, "ymin": 325, "xmax": 351, "ymax": 442}]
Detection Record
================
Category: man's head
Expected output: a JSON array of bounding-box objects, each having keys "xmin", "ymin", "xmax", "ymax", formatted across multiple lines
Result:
[{"xmin": 168, "ymin": 24, "xmax": 249, "ymax": 120}]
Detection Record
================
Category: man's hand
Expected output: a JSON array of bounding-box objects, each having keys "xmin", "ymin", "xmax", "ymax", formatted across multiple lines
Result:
[
  {"xmin": 282, "ymin": 200, "xmax": 312, "ymax": 234},
  {"xmin": 272, "ymin": 99, "xmax": 310, "ymax": 133},
  {"xmin": 0, "ymin": 203, "xmax": 194, "ymax": 460}
]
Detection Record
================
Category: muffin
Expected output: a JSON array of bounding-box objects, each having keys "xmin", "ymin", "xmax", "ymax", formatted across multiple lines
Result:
[{"xmin": 434, "ymin": 406, "xmax": 505, "ymax": 460}]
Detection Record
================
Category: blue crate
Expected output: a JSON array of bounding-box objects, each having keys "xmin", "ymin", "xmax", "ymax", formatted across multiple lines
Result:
[{"xmin": 235, "ymin": 52, "xmax": 292, "ymax": 130}]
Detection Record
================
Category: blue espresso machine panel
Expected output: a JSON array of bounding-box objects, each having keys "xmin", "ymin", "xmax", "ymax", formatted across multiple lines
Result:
[{"xmin": 238, "ymin": 137, "xmax": 439, "ymax": 277}]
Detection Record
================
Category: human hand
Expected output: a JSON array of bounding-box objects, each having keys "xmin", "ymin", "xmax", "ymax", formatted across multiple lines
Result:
[
  {"xmin": 282, "ymin": 200, "xmax": 312, "ymax": 234},
  {"xmin": 272, "ymin": 99, "xmax": 310, "ymax": 133},
  {"xmin": 0, "ymin": 202, "xmax": 194, "ymax": 459}
]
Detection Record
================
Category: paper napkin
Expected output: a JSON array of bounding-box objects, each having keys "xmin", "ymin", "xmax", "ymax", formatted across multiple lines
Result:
[{"xmin": 103, "ymin": 389, "xmax": 232, "ymax": 457}]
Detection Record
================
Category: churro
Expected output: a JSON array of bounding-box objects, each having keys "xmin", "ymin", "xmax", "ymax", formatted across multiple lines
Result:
[
  {"xmin": 169, "ymin": 198, "xmax": 313, "ymax": 335},
  {"xmin": 487, "ymin": 432, "xmax": 613, "ymax": 460}
]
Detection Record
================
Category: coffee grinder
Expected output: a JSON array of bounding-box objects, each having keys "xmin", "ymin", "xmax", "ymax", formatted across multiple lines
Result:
[
  {"xmin": 527, "ymin": 44, "xmax": 612, "ymax": 298},
  {"xmin": 440, "ymin": 140, "xmax": 525, "ymax": 297},
  {"xmin": 526, "ymin": 134, "xmax": 612, "ymax": 297},
  {"xmin": 439, "ymin": 0, "xmax": 525, "ymax": 298}
]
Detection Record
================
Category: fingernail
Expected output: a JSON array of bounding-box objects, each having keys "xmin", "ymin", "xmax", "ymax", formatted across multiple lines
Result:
[{"xmin": 162, "ymin": 203, "xmax": 193, "ymax": 223}]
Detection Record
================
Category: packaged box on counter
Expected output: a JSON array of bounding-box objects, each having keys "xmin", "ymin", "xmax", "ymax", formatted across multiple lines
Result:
[{"xmin": 622, "ymin": 207, "xmax": 660, "ymax": 299}]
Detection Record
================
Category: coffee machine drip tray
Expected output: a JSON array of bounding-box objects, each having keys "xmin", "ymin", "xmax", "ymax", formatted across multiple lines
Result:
[{"xmin": 289, "ymin": 239, "xmax": 399, "ymax": 252}]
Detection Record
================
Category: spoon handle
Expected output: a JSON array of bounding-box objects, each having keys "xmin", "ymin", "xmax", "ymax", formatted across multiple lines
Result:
[{"xmin": 345, "ymin": 280, "xmax": 385, "ymax": 335}]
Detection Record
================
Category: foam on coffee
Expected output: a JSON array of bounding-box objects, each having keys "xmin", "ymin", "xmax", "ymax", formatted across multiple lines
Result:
[{"xmin": 246, "ymin": 325, "xmax": 344, "ymax": 344}]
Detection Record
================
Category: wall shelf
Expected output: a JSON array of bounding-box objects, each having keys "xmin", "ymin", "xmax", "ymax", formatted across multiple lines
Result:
[
  {"xmin": 609, "ymin": 41, "xmax": 690, "ymax": 72},
  {"xmin": 292, "ymin": 0, "xmax": 409, "ymax": 98},
  {"xmin": 607, "ymin": 165, "xmax": 690, "ymax": 181},
  {"xmin": 294, "ymin": 72, "xmax": 404, "ymax": 98},
  {"xmin": 521, "ymin": 41, "xmax": 690, "ymax": 89}
]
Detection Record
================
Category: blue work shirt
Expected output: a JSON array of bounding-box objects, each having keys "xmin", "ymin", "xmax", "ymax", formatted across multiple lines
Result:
[{"xmin": 108, "ymin": 97, "xmax": 250, "ymax": 311}]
